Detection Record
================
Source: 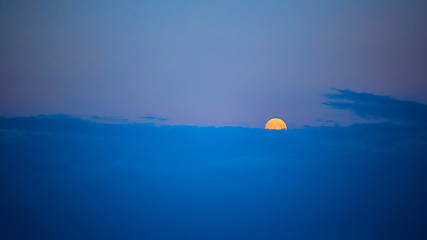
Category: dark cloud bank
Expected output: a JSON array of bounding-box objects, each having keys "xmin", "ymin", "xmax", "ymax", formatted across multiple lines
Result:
[{"xmin": 1, "ymin": 90, "xmax": 426, "ymax": 240}]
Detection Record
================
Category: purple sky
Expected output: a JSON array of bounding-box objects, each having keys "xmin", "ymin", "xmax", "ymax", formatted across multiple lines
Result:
[{"xmin": 1, "ymin": 0, "xmax": 426, "ymax": 128}]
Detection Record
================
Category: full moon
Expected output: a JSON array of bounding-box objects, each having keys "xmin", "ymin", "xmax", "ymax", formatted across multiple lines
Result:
[{"xmin": 265, "ymin": 118, "xmax": 287, "ymax": 130}]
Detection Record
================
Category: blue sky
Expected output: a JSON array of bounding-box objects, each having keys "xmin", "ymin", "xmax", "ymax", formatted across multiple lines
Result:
[{"xmin": 1, "ymin": 0, "xmax": 426, "ymax": 127}]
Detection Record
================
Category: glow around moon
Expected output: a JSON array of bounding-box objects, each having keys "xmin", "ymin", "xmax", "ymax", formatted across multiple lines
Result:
[{"xmin": 265, "ymin": 118, "xmax": 287, "ymax": 130}]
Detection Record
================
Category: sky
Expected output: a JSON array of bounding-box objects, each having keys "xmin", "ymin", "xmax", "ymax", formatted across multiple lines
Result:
[
  {"xmin": 1, "ymin": 2, "xmax": 427, "ymax": 238},
  {"xmin": 1, "ymin": 0, "xmax": 427, "ymax": 127}
]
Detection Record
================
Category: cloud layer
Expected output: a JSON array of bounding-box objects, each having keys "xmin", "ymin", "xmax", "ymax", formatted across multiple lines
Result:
[{"xmin": 1, "ymin": 91, "xmax": 426, "ymax": 239}]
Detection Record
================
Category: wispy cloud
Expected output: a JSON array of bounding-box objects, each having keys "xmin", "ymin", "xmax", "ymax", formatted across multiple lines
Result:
[{"xmin": 324, "ymin": 89, "xmax": 427, "ymax": 125}]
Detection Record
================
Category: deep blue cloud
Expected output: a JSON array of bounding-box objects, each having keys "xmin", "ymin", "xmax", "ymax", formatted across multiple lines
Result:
[{"xmin": 1, "ymin": 92, "xmax": 426, "ymax": 239}]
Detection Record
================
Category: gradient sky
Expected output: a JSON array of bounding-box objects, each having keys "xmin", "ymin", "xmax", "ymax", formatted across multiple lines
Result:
[{"xmin": 1, "ymin": 0, "xmax": 426, "ymax": 128}]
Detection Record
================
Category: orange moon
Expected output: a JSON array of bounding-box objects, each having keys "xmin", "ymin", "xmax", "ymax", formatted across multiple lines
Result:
[{"xmin": 265, "ymin": 118, "xmax": 287, "ymax": 130}]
